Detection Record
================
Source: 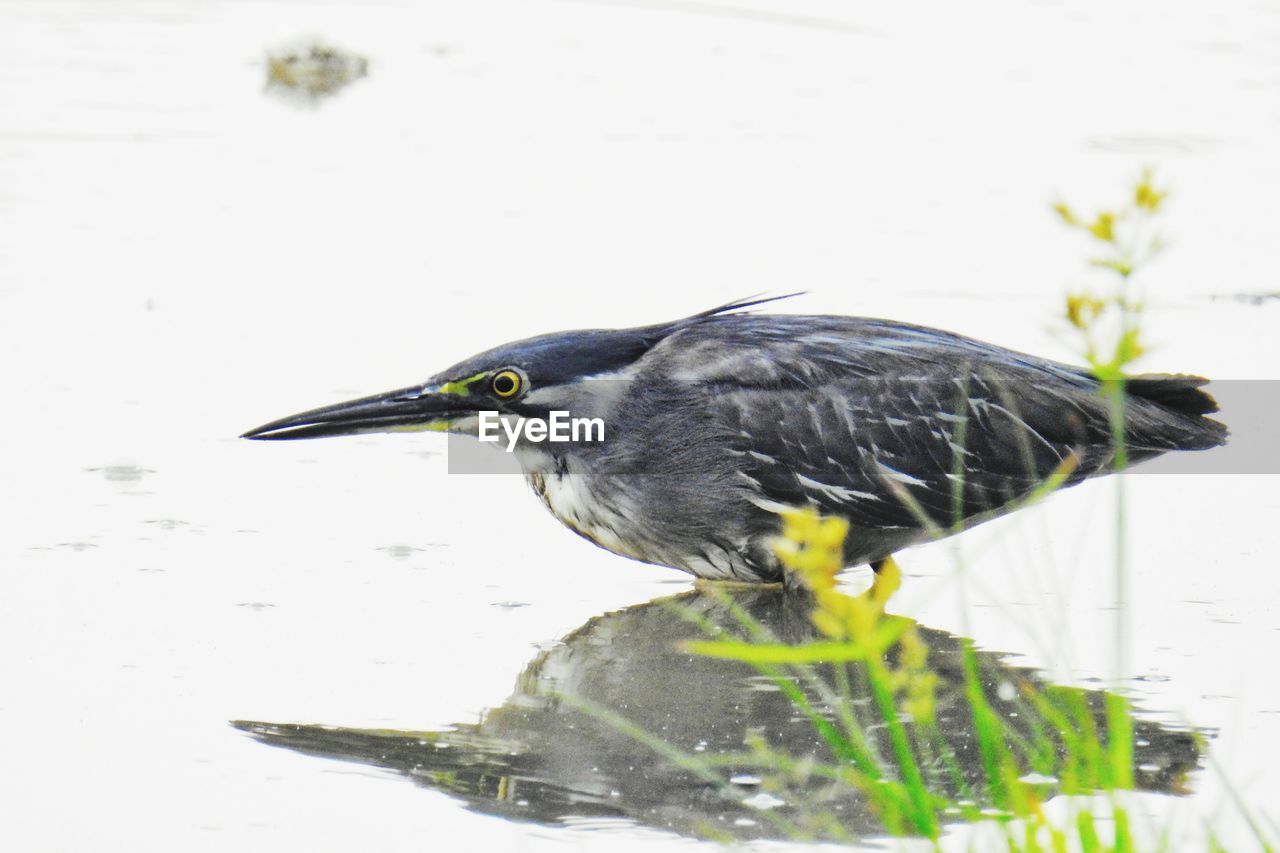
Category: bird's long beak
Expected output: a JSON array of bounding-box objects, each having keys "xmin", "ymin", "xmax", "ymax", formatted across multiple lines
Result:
[{"xmin": 241, "ymin": 384, "xmax": 465, "ymax": 440}]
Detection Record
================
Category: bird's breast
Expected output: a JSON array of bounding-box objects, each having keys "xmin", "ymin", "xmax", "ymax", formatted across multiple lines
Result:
[{"xmin": 525, "ymin": 466, "xmax": 644, "ymax": 561}]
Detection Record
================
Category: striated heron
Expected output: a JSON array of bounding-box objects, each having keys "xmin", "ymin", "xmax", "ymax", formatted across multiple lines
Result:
[{"xmin": 242, "ymin": 297, "xmax": 1227, "ymax": 582}]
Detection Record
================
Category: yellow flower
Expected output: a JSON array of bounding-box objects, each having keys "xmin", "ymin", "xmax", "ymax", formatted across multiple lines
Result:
[
  {"xmin": 898, "ymin": 627, "xmax": 938, "ymax": 724},
  {"xmin": 772, "ymin": 508, "xmax": 911, "ymax": 647},
  {"xmin": 1087, "ymin": 211, "xmax": 1116, "ymax": 243},
  {"xmin": 774, "ymin": 507, "xmax": 848, "ymax": 594},
  {"xmin": 1065, "ymin": 293, "xmax": 1106, "ymax": 330},
  {"xmin": 1134, "ymin": 170, "xmax": 1167, "ymax": 212},
  {"xmin": 1052, "ymin": 201, "xmax": 1080, "ymax": 227}
]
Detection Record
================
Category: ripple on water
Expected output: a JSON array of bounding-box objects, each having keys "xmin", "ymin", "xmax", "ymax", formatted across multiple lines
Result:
[{"xmin": 86, "ymin": 463, "xmax": 154, "ymax": 483}]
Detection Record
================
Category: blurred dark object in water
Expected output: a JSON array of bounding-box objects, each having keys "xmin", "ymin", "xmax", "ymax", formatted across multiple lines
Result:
[
  {"xmin": 1210, "ymin": 291, "xmax": 1280, "ymax": 306},
  {"xmin": 265, "ymin": 41, "xmax": 367, "ymax": 104},
  {"xmin": 234, "ymin": 588, "xmax": 1203, "ymax": 843}
]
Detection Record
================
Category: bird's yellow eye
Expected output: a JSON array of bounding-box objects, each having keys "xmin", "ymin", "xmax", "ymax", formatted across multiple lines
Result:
[{"xmin": 490, "ymin": 369, "xmax": 523, "ymax": 399}]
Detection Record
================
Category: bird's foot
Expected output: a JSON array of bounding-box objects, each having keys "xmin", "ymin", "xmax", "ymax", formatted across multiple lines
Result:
[{"xmin": 868, "ymin": 555, "xmax": 903, "ymax": 601}]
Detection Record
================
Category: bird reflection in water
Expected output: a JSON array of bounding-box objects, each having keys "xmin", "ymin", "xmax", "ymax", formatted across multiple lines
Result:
[{"xmin": 235, "ymin": 588, "xmax": 1201, "ymax": 842}]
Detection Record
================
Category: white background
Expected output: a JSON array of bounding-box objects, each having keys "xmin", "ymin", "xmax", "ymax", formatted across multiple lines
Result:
[{"xmin": 1, "ymin": 0, "xmax": 1278, "ymax": 850}]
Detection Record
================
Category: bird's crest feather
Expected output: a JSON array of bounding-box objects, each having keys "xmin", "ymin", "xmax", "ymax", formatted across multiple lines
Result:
[{"xmin": 686, "ymin": 293, "xmax": 805, "ymax": 322}]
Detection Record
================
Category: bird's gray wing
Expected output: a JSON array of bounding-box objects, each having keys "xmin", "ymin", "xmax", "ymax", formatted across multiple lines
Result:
[
  {"xmin": 710, "ymin": 367, "xmax": 1108, "ymax": 534},
  {"xmin": 645, "ymin": 314, "xmax": 1217, "ymax": 538}
]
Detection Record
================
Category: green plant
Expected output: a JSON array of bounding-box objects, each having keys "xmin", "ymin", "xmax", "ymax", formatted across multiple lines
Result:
[
  {"xmin": 1054, "ymin": 169, "xmax": 1173, "ymax": 808},
  {"xmin": 683, "ymin": 506, "xmax": 1152, "ymax": 851}
]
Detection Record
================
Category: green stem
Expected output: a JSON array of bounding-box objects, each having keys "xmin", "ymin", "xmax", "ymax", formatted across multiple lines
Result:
[{"xmin": 864, "ymin": 650, "xmax": 938, "ymax": 837}]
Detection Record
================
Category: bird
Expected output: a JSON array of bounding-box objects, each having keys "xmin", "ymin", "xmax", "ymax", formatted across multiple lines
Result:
[{"xmin": 242, "ymin": 296, "xmax": 1227, "ymax": 583}]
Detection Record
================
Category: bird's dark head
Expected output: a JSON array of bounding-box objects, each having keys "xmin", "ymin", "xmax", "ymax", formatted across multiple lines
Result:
[
  {"xmin": 240, "ymin": 296, "xmax": 796, "ymax": 442},
  {"xmin": 240, "ymin": 326, "xmax": 663, "ymax": 442}
]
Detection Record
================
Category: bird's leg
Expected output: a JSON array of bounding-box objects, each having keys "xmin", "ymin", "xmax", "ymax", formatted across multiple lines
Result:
[{"xmin": 868, "ymin": 555, "xmax": 903, "ymax": 601}]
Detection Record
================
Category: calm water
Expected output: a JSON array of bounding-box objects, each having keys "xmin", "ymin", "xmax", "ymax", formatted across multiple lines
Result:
[{"xmin": 1, "ymin": 0, "xmax": 1278, "ymax": 850}]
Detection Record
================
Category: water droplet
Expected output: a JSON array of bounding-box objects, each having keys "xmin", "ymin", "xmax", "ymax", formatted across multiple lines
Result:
[{"xmin": 742, "ymin": 792, "xmax": 785, "ymax": 810}]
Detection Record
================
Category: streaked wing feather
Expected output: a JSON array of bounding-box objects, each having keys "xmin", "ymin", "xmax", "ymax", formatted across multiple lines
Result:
[
  {"xmin": 643, "ymin": 315, "xmax": 1218, "ymax": 538},
  {"xmin": 717, "ymin": 371, "xmax": 1105, "ymax": 532}
]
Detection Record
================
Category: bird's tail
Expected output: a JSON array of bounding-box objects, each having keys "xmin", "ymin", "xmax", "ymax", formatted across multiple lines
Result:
[
  {"xmin": 1127, "ymin": 374, "xmax": 1219, "ymax": 416},
  {"xmin": 1125, "ymin": 373, "xmax": 1228, "ymax": 451}
]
